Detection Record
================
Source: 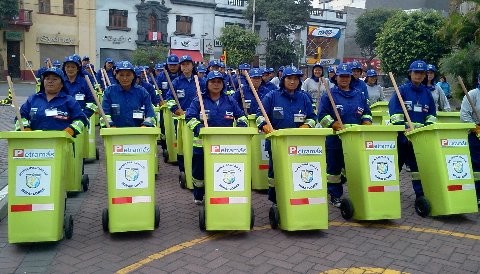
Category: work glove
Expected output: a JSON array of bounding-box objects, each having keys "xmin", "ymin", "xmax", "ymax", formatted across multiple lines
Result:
[
  {"xmin": 236, "ymin": 121, "xmax": 248, "ymax": 127},
  {"xmin": 159, "ymin": 101, "xmax": 166, "ymax": 106},
  {"xmin": 299, "ymin": 124, "xmax": 310, "ymax": 128},
  {"xmin": 262, "ymin": 124, "xmax": 274, "ymax": 134},
  {"xmin": 64, "ymin": 127, "xmax": 75, "ymax": 137},
  {"xmin": 193, "ymin": 124, "xmax": 204, "ymax": 137},
  {"xmin": 174, "ymin": 109, "xmax": 184, "ymax": 116},
  {"xmin": 475, "ymin": 124, "xmax": 480, "ymax": 138},
  {"xmin": 361, "ymin": 121, "xmax": 372, "ymax": 125},
  {"xmin": 331, "ymin": 121, "xmax": 343, "ymax": 131},
  {"xmin": 141, "ymin": 120, "xmax": 155, "ymax": 127}
]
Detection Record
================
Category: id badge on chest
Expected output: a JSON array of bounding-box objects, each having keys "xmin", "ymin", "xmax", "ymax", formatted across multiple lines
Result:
[
  {"xmin": 414, "ymin": 103, "xmax": 422, "ymax": 112},
  {"xmin": 75, "ymin": 93, "xmax": 85, "ymax": 101},
  {"xmin": 245, "ymin": 100, "xmax": 251, "ymax": 109},
  {"xmin": 133, "ymin": 110, "xmax": 144, "ymax": 119},
  {"xmin": 293, "ymin": 113, "xmax": 305, "ymax": 123},
  {"xmin": 162, "ymin": 82, "xmax": 168, "ymax": 90},
  {"xmin": 45, "ymin": 108, "xmax": 58, "ymax": 117},
  {"xmin": 200, "ymin": 110, "xmax": 210, "ymax": 121},
  {"xmin": 177, "ymin": 90, "xmax": 185, "ymax": 98}
]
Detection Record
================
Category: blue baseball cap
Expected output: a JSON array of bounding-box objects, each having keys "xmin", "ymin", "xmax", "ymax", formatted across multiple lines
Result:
[
  {"xmin": 238, "ymin": 63, "xmax": 251, "ymax": 70},
  {"xmin": 409, "ymin": 60, "xmax": 427, "ymax": 72},
  {"xmin": 206, "ymin": 70, "xmax": 224, "ymax": 81},
  {"xmin": 179, "ymin": 55, "xmax": 193, "ymax": 64},
  {"xmin": 105, "ymin": 58, "xmax": 114, "ymax": 64},
  {"xmin": 115, "ymin": 61, "xmax": 135, "ymax": 72},
  {"xmin": 197, "ymin": 65, "xmax": 206, "ymax": 73},
  {"xmin": 327, "ymin": 66, "xmax": 335, "ymax": 73},
  {"xmin": 366, "ymin": 69, "xmax": 377, "ymax": 77},
  {"xmin": 426, "ymin": 64, "xmax": 437, "ymax": 72},
  {"xmin": 336, "ymin": 63, "xmax": 352, "ymax": 75},
  {"xmin": 154, "ymin": 63, "xmax": 164, "ymax": 70},
  {"xmin": 249, "ymin": 68, "xmax": 263, "ymax": 78},
  {"xmin": 42, "ymin": 67, "xmax": 65, "ymax": 80},
  {"xmin": 166, "ymin": 55, "xmax": 179, "ymax": 65}
]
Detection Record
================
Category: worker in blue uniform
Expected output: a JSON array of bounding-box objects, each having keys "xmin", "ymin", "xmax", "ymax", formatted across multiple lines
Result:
[
  {"xmin": 318, "ymin": 63, "xmax": 372, "ymax": 207},
  {"xmin": 197, "ymin": 64, "xmax": 206, "ymax": 79},
  {"xmin": 389, "ymin": 60, "xmax": 437, "ymax": 206},
  {"xmin": 15, "ymin": 67, "xmax": 88, "ymax": 136},
  {"xmin": 233, "ymin": 68, "xmax": 270, "ymax": 115},
  {"xmin": 62, "ymin": 55, "xmax": 98, "ymax": 119},
  {"xmin": 261, "ymin": 68, "xmax": 278, "ymax": 92},
  {"xmin": 96, "ymin": 58, "xmax": 116, "ymax": 90},
  {"xmin": 256, "ymin": 66, "xmax": 316, "ymax": 204},
  {"xmin": 349, "ymin": 61, "xmax": 369, "ymax": 101},
  {"xmin": 101, "ymin": 61, "xmax": 156, "ymax": 128},
  {"xmin": 135, "ymin": 67, "xmax": 159, "ymax": 106},
  {"xmin": 186, "ymin": 70, "xmax": 248, "ymax": 204}
]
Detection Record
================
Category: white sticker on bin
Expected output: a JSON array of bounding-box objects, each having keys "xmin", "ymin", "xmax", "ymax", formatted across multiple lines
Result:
[
  {"xmin": 11, "ymin": 203, "xmax": 54, "ymax": 212},
  {"xmin": 440, "ymin": 139, "xmax": 468, "ymax": 147},
  {"xmin": 13, "ymin": 149, "xmax": 55, "ymax": 159},
  {"xmin": 365, "ymin": 141, "xmax": 396, "ymax": 150},
  {"xmin": 113, "ymin": 144, "xmax": 151, "ymax": 154}
]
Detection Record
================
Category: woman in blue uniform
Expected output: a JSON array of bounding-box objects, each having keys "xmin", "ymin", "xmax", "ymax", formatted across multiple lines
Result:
[
  {"xmin": 233, "ymin": 68, "xmax": 270, "ymax": 115},
  {"xmin": 186, "ymin": 71, "xmax": 248, "ymax": 205},
  {"xmin": 255, "ymin": 66, "xmax": 316, "ymax": 204},
  {"xmin": 318, "ymin": 63, "xmax": 372, "ymax": 207}
]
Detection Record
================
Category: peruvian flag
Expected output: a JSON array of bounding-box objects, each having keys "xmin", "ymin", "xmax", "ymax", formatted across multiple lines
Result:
[{"xmin": 148, "ymin": 32, "xmax": 161, "ymax": 41}]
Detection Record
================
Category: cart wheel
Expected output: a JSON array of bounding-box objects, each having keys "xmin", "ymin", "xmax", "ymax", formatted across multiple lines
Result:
[
  {"xmin": 415, "ymin": 196, "xmax": 430, "ymax": 217},
  {"xmin": 154, "ymin": 204, "xmax": 160, "ymax": 228},
  {"xmin": 81, "ymin": 174, "xmax": 89, "ymax": 192},
  {"xmin": 179, "ymin": 172, "xmax": 186, "ymax": 189},
  {"xmin": 95, "ymin": 148, "xmax": 99, "ymax": 160},
  {"xmin": 340, "ymin": 198, "xmax": 354, "ymax": 220},
  {"xmin": 269, "ymin": 205, "xmax": 279, "ymax": 229},
  {"xmin": 102, "ymin": 208, "xmax": 109, "ymax": 232},
  {"xmin": 163, "ymin": 149, "xmax": 169, "ymax": 163},
  {"xmin": 199, "ymin": 205, "xmax": 206, "ymax": 231},
  {"xmin": 64, "ymin": 214, "xmax": 73, "ymax": 239},
  {"xmin": 250, "ymin": 207, "xmax": 255, "ymax": 230}
]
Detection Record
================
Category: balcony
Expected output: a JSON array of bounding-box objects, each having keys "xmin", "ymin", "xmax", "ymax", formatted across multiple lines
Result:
[
  {"xmin": 227, "ymin": 0, "xmax": 246, "ymax": 6},
  {"xmin": 8, "ymin": 9, "xmax": 33, "ymax": 29}
]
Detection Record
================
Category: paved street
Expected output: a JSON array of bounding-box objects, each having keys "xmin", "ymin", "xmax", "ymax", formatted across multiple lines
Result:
[{"xmin": 0, "ymin": 83, "xmax": 479, "ymax": 273}]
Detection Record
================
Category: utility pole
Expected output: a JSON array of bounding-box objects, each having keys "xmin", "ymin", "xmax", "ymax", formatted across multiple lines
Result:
[{"xmin": 252, "ymin": 0, "xmax": 256, "ymax": 32}]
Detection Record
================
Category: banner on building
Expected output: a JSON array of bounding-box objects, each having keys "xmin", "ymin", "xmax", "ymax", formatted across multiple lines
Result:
[
  {"xmin": 170, "ymin": 36, "xmax": 201, "ymax": 51},
  {"xmin": 148, "ymin": 32, "xmax": 162, "ymax": 41},
  {"xmin": 308, "ymin": 26, "xmax": 341, "ymax": 39},
  {"xmin": 203, "ymin": 39, "xmax": 214, "ymax": 55}
]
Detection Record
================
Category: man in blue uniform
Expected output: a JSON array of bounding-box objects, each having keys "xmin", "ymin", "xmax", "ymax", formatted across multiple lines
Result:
[
  {"xmin": 256, "ymin": 66, "xmax": 316, "ymax": 204},
  {"xmin": 186, "ymin": 71, "xmax": 248, "ymax": 204},
  {"xmin": 96, "ymin": 58, "xmax": 116, "ymax": 90},
  {"xmin": 135, "ymin": 67, "xmax": 159, "ymax": 106},
  {"xmin": 101, "ymin": 61, "xmax": 156, "ymax": 128},
  {"xmin": 349, "ymin": 61, "xmax": 369, "ymax": 100},
  {"xmin": 318, "ymin": 63, "xmax": 372, "ymax": 207},
  {"xmin": 261, "ymin": 68, "xmax": 278, "ymax": 91},
  {"xmin": 389, "ymin": 60, "xmax": 436, "ymax": 208},
  {"xmin": 234, "ymin": 68, "xmax": 270, "ymax": 115}
]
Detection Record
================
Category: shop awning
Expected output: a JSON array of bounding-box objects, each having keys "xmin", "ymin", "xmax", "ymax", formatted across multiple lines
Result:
[{"xmin": 170, "ymin": 49, "xmax": 203, "ymax": 62}]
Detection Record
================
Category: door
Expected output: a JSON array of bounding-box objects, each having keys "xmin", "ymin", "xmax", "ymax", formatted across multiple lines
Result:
[{"xmin": 7, "ymin": 41, "xmax": 21, "ymax": 78}]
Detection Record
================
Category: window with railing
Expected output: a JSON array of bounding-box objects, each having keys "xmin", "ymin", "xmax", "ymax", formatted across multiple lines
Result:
[
  {"xmin": 108, "ymin": 9, "xmax": 130, "ymax": 31},
  {"xmin": 38, "ymin": 0, "xmax": 51, "ymax": 14},
  {"xmin": 227, "ymin": 0, "xmax": 245, "ymax": 6},
  {"xmin": 63, "ymin": 0, "xmax": 75, "ymax": 15},
  {"xmin": 175, "ymin": 16, "xmax": 192, "ymax": 35}
]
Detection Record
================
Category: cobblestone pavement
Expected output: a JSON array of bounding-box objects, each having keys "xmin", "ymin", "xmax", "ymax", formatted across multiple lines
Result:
[{"xmin": 0, "ymin": 94, "xmax": 479, "ymax": 273}]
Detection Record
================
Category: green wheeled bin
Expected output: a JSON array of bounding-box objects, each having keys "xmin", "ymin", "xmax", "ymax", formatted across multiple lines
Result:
[
  {"xmin": 84, "ymin": 113, "xmax": 99, "ymax": 162},
  {"xmin": 66, "ymin": 131, "xmax": 89, "ymax": 193},
  {"xmin": 0, "ymin": 131, "xmax": 74, "ymax": 243},
  {"xmin": 337, "ymin": 125, "xmax": 405, "ymax": 220},
  {"xmin": 160, "ymin": 105, "xmax": 177, "ymax": 163},
  {"xmin": 178, "ymin": 115, "xmax": 194, "ymax": 189},
  {"xmin": 371, "ymin": 111, "xmax": 391, "ymax": 125},
  {"xmin": 267, "ymin": 128, "xmax": 332, "ymax": 231},
  {"xmin": 436, "ymin": 112, "xmax": 460, "ymax": 123},
  {"xmin": 405, "ymin": 123, "xmax": 478, "ymax": 217},
  {"xmin": 100, "ymin": 127, "xmax": 161, "ymax": 233},
  {"xmin": 247, "ymin": 115, "xmax": 269, "ymax": 190},
  {"xmin": 199, "ymin": 127, "xmax": 257, "ymax": 231},
  {"xmin": 369, "ymin": 101, "xmax": 389, "ymax": 112}
]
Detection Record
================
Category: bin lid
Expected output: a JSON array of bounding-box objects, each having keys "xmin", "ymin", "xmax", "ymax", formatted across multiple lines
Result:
[
  {"xmin": 371, "ymin": 110, "xmax": 389, "ymax": 115},
  {"xmin": 370, "ymin": 101, "xmax": 388, "ymax": 108},
  {"xmin": 247, "ymin": 114, "xmax": 256, "ymax": 120},
  {"xmin": 200, "ymin": 127, "xmax": 258, "ymax": 136},
  {"xmin": 337, "ymin": 125, "xmax": 404, "ymax": 134},
  {"xmin": 436, "ymin": 111, "xmax": 460, "ymax": 117},
  {"xmin": 405, "ymin": 122, "xmax": 475, "ymax": 136},
  {"xmin": 0, "ymin": 130, "xmax": 73, "ymax": 141},
  {"xmin": 266, "ymin": 128, "xmax": 333, "ymax": 138},
  {"xmin": 100, "ymin": 127, "xmax": 161, "ymax": 136}
]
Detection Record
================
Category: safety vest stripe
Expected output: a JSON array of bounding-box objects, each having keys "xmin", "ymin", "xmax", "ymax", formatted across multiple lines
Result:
[
  {"xmin": 290, "ymin": 197, "xmax": 326, "ymax": 205},
  {"xmin": 112, "ymin": 196, "xmax": 151, "ymax": 204},
  {"xmin": 210, "ymin": 197, "xmax": 248, "ymax": 204},
  {"xmin": 447, "ymin": 184, "xmax": 475, "ymax": 191},
  {"xmin": 11, "ymin": 203, "xmax": 54, "ymax": 212},
  {"xmin": 259, "ymin": 164, "xmax": 269, "ymax": 170},
  {"xmin": 368, "ymin": 185, "xmax": 400, "ymax": 192}
]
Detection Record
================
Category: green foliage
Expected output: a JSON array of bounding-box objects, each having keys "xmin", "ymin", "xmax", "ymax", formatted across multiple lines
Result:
[
  {"xmin": 0, "ymin": 0, "xmax": 19, "ymax": 28},
  {"xmin": 376, "ymin": 10, "xmax": 450, "ymax": 77},
  {"xmin": 131, "ymin": 45, "xmax": 169, "ymax": 67},
  {"xmin": 219, "ymin": 25, "xmax": 260, "ymax": 68},
  {"xmin": 355, "ymin": 8, "xmax": 399, "ymax": 59},
  {"xmin": 439, "ymin": 0, "xmax": 480, "ymax": 48},
  {"xmin": 439, "ymin": 43, "xmax": 480, "ymax": 94},
  {"xmin": 266, "ymin": 35, "xmax": 299, "ymax": 69}
]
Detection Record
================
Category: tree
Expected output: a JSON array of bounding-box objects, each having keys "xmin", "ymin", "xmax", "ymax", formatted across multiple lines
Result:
[
  {"xmin": 0, "ymin": 0, "xmax": 19, "ymax": 28},
  {"xmin": 265, "ymin": 35, "xmax": 301, "ymax": 68},
  {"xmin": 439, "ymin": 43, "xmax": 480, "ymax": 92},
  {"xmin": 355, "ymin": 8, "xmax": 399, "ymax": 62},
  {"xmin": 439, "ymin": 0, "xmax": 480, "ymax": 49},
  {"xmin": 131, "ymin": 45, "xmax": 169, "ymax": 67},
  {"xmin": 376, "ymin": 10, "xmax": 450, "ymax": 77},
  {"xmin": 219, "ymin": 25, "xmax": 260, "ymax": 68}
]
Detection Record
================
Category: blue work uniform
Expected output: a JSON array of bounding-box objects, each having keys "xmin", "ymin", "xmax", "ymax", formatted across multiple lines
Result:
[
  {"xmin": 15, "ymin": 89, "xmax": 88, "ymax": 136},
  {"xmin": 96, "ymin": 68, "xmax": 115, "ymax": 90},
  {"xmin": 263, "ymin": 81, "xmax": 278, "ymax": 92},
  {"xmin": 233, "ymin": 83, "xmax": 270, "ymax": 115},
  {"xmin": 318, "ymin": 86, "xmax": 372, "ymax": 199},
  {"xmin": 389, "ymin": 80, "xmax": 437, "ymax": 197},
  {"xmin": 166, "ymin": 74, "xmax": 205, "ymax": 114},
  {"xmin": 101, "ymin": 84, "xmax": 156, "ymax": 128},
  {"xmin": 351, "ymin": 78, "xmax": 369, "ymax": 101},
  {"xmin": 139, "ymin": 80, "xmax": 159, "ymax": 106},
  {"xmin": 186, "ymin": 91, "xmax": 248, "ymax": 201},
  {"xmin": 63, "ymin": 74, "xmax": 97, "ymax": 118},
  {"xmin": 255, "ymin": 87, "xmax": 316, "ymax": 203}
]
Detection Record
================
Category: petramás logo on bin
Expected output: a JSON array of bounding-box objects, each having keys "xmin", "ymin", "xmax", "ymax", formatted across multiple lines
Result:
[
  {"xmin": 365, "ymin": 141, "xmax": 396, "ymax": 150},
  {"xmin": 13, "ymin": 149, "xmax": 55, "ymax": 159},
  {"xmin": 210, "ymin": 145, "xmax": 247, "ymax": 154},
  {"xmin": 292, "ymin": 162, "xmax": 322, "ymax": 191},
  {"xmin": 440, "ymin": 139, "xmax": 468, "ymax": 147},
  {"xmin": 115, "ymin": 160, "xmax": 148, "ymax": 189},
  {"xmin": 288, "ymin": 146, "xmax": 323, "ymax": 155},
  {"xmin": 113, "ymin": 144, "xmax": 151, "ymax": 154},
  {"xmin": 214, "ymin": 163, "xmax": 245, "ymax": 191},
  {"xmin": 445, "ymin": 155, "xmax": 472, "ymax": 180},
  {"xmin": 369, "ymin": 155, "xmax": 396, "ymax": 181},
  {"xmin": 15, "ymin": 166, "xmax": 51, "ymax": 196}
]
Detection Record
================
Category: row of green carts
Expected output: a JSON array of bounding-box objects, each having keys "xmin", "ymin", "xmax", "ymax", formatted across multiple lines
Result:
[{"xmin": 1, "ymin": 102, "xmax": 478, "ymax": 244}]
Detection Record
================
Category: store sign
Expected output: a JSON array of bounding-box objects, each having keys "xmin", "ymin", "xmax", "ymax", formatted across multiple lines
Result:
[
  {"xmin": 170, "ymin": 36, "xmax": 201, "ymax": 51},
  {"xmin": 203, "ymin": 39, "xmax": 214, "ymax": 54},
  {"xmin": 308, "ymin": 26, "xmax": 341, "ymax": 39},
  {"xmin": 37, "ymin": 34, "xmax": 77, "ymax": 45},
  {"xmin": 5, "ymin": 31, "xmax": 23, "ymax": 41}
]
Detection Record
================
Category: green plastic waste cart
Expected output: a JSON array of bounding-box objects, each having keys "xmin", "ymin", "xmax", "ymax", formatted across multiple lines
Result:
[
  {"xmin": 406, "ymin": 123, "xmax": 478, "ymax": 217},
  {"xmin": 199, "ymin": 127, "xmax": 257, "ymax": 231},
  {"xmin": 0, "ymin": 131, "xmax": 74, "ymax": 243},
  {"xmin": 160, "ymin": 105, "xmax": 177, "ymax": 163},
  {"xmin": 371, "ymin": 111, "xmax": 391, "ymax": 125},
  {"xmin": 337, "ymin": 125, "xmax": 405, "ymax": 220},
  {"xmin": 65, "ymin": 131, "xmax": 89, "ymax": 193},
  {"xmin": 100, "ymin": 127, "xmax": 161, "ymax": 233},
  {"xmin": 178, "ymin": 115, "xmax": 194, "ymax": 189},
  {"xmin": 369, "ymin": 101, "xmax": 389, "ymax": 112},
  {"xmin": 247, "ymin": 115, "xmax": 269, "ymax": 190},
  {"xmin": 436, "ymin": 112, "xmax": 460, "ymax": 123},
  {"xmin": 267, "ymin": 128, "xmax": 332, "ymax": 231},
  {"xmin": 84, "ymin": 113, "xmax": 99, "ymax": 162}
]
